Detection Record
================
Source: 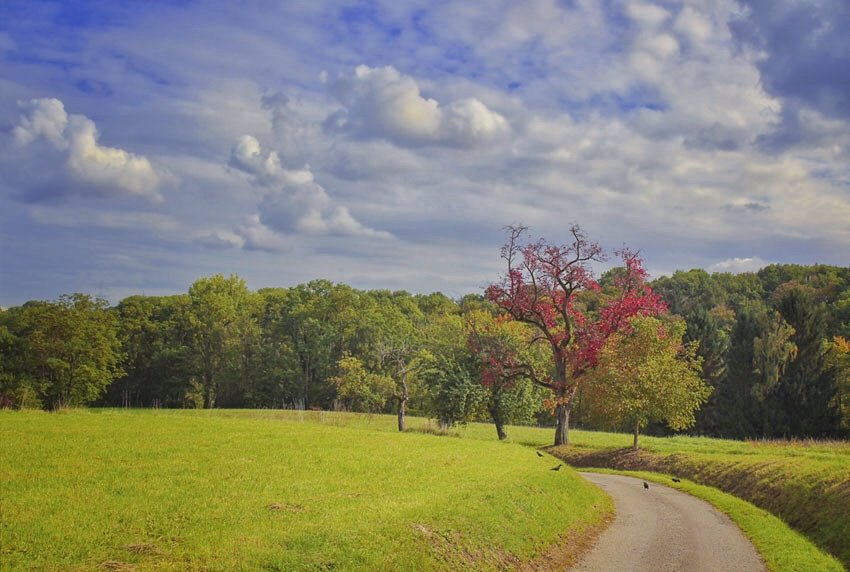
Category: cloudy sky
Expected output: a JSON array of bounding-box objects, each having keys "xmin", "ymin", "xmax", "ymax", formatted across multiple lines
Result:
[{"xmin": 1, "ymin": 0, "xmax": 848, "ymax": 306}]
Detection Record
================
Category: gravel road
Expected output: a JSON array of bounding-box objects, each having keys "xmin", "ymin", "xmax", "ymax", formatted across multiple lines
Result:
[{"xmin": 570, "ymin": 473, "xmax": 766, "ymax": 572}]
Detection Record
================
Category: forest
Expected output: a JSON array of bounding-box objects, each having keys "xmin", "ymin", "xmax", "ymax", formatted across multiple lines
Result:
[{"xmin": 1, "ymin": 261, "xmax": 848, "ymax": 441}]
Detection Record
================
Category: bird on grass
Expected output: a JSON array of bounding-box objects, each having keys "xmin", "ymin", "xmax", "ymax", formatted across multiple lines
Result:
[
  {"xmin": 672, "ymin": 477, "xmax": 681, "ymax": 483},
  {"xmin": 551, "ymin": 464, "xmax": 563, "ymax": 471},
  {"xmin": 643, "ymin": 482, "xmax": 649, "ymax": 490},
  {"xmin": 536, "ymin": 451, "xmax": 544, "ymax": 458}
]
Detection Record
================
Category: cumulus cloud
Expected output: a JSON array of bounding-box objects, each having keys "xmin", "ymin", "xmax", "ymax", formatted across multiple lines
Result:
[
  {"xmin": 708, "ymin": 257, "xmax": 770, "ymax": 274},
  {"xmin": 229, "ymin": 134, "xmax": 313, "ymax": 185},
  {"xmin": 195, "ymin": 229, "xmax": 246, "ymax": 250},
  {"xmin": 227, "ymin": 135, "xmax": 391, "ymax": 240},
  {"xmin": 236, "ymin": 215, "xmax": 291, "ymax": 252},
  {"xmin": 325, "ymin": 65, "xmax": 509, "ymax": 146},
  {"xmin": 12, "ymin": 97, "xmax": 69, "ymax": 148},
  {"xmin": 258, "ymin": 181, "xmax": 390, "ymax": 238},
  {"xmin": 6, "ymin": 98, "xmax": 163, "ymax": 202}
]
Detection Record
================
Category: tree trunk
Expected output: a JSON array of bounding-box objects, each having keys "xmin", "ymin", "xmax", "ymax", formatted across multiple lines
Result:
[
  {"xmin": 495, "ymin": 417, "xmax": 507, "ymax": 440},
  {"xmin": 490, "ymin": 406, "xmax": 507, "ymax": 440},
  {"xmin": 397, "ymin": 380, "xmax": 409, "ymax": 432},
  {"xmin": 203, "ymin": 372, "xmax": 216, "ymax": 409},
  {"xmin": 397, "ymin": 397, "xmax": 407, "ymax": 432},
  {"xmin": 632, "ymin": 418, "xmax": 640, "ymax": 450},
  {"xmin": 554, "ymin": 402, "xmax": 571, "ymax": 446}
]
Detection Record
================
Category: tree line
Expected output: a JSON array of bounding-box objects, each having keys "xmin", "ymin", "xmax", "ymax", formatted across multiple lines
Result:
[
  {"xmin": 651, "ymin": 264, "xmax": 850, "ymax": 439},
  {"xmin": 1, "ymin": 249, "xmax": 848, "ymax": 442}
]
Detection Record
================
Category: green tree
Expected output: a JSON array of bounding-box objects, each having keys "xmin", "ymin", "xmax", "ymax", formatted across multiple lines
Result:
[
  {"xmin": 420, "ymin": 314, "xmax": 485, "ymax": 429},
  {"xmin": 421, "ymin": 354, "xmax": 485, "ymax": 430},
  {"xmin": 773, "ymin": 287, "xmax": 841, "ymax": 437},
  {"xmin": 466, "ymin": 309, "xmax": 548, "ymax": 440},
  {"xmin": 186, "ymin": 274, "xmax": 257, "ymax": 408},
  {"xmin": 329, "ymin": 355, "xmax": 394, "ymax": 413},
  {"xmin": 5, "ymin": 295, "xmax": 123, "ymax": 409},
  {"xmin": 713, "ymin": 300, "xmax": 791, "ymax": 438},
  {"xmin": 586, "ymin": 316, "xmax": 710, "ymax": 450},
  {"xmin": 107, "ymin": 294, "xmax": 193, "ymax": 408},
  {"xmin": 651, "ymin": 269, "xmax": 727, "ymax": 316},
  {"xmin": 0, "ymin": 315, "xmax": 40, "ymax": 408},
  {"xmin": 686, "ymin": 308, "xmax": 730, "ymax": 434},
  {"xmin": 825, "ymin": 336, "xmax": 850, "ymax": 435},
  {"xmin": 251, "ymin": 288, "xmax": 303, "ymax": 408}
]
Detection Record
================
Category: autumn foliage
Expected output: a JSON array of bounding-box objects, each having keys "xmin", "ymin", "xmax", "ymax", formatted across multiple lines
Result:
[{"xmin": 486, "ymin": 224, "xmax": 666, "ymax": 445}]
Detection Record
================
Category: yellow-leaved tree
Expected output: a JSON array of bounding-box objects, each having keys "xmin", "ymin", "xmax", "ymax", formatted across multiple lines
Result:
[{"xmin": 585, "ymin": 316, "xmax": 711, "ymax": 450}]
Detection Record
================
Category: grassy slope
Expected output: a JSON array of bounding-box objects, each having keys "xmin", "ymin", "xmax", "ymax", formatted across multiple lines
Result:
[
  {"xmin": 0, "ymin": 410, "xmax": 610, "ymax": 571},
  {"xmin": 208, "ymin": 411, "xmax": 850, "ymax": 569},
  {"xmin": 550, "ymin": 433, "xmax": 850, "ymax": 570}
]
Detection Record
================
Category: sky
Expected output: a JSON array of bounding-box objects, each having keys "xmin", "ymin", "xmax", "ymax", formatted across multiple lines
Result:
[{"xmin": 1, "ymin": 0, "xmax": 848, "ymax": 307}]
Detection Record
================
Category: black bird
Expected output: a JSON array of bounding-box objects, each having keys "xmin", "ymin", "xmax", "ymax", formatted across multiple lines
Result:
[
  {"xmin": 643, "ymin": 481, "xmax": 649, "ymax": 489},
  {"xmin": 551, "ymin": 464, "xmax": 563, "ymax": 471},
  {"xmin": 536, "ymin": 451, "xmax": 544, "ymax": 458},
  {"xmin": 672, "ymin": 477, "xmax": 681, "ymax": 483}
]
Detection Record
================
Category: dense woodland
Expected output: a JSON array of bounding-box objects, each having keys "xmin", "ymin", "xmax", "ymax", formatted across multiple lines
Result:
[{"xmin": 1, "ymin": 263, "xmax": 848, "ymax": 440}]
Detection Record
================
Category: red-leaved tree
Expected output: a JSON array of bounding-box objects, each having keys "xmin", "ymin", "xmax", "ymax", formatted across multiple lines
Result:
[{"xmin": 485, "ymin": 224, "xmax": 666, "ymax": 446}]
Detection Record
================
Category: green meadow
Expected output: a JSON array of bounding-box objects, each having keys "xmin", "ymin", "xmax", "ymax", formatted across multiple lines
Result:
[
  {"xmin": 2, "ymin": 408, "xmax": 847, "ymax": 570},
  {"xmin": 0, "ymin": 409, "xmax": 610, "ymax": 571},
  {"xmin": 211, "ymin": 409, "xmax": 850, "ymax": 568}
]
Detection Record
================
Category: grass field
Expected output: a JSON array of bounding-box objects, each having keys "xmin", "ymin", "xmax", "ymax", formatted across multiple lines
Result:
[
  {"xmin": 201, "ymin": 410, "xmax": 850, "ymax": 568},
  {"xmin": 0, "ymin": 409, "xmax": 611, "ymax": 571},
  {"xmin": 2, "ymin": 408, "xmax": 847, "ymax": 570}
]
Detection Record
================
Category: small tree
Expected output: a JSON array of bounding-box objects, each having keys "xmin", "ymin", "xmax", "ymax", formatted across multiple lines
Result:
[
  {"xmin": 329, "ymin": 355, "xmax": 394, "ymax": 413},
  {"xmin": 421, "ymin": 354, "xmax": 485, "ymax": 430},
  {"xmin": 486, "ymin": 224, "xmax": 666, "ymax": 445},
  {"xmin": 376, "ymin": 336, "xmax": 428, "ymax": 432},
  {"xmin": 586, "ymin": 316, "xmax": 710, "ymax": 450},
  {"xmin": 466, "ymin": 309, "xmax": 548, "ymax": 440}
]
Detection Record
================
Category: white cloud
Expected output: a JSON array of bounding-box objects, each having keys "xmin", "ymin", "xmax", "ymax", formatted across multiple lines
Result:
[
  {"xmin": 258, "ymin": 179, "xmax": 391, "ymax": 238},
  {"xmin": 3, "ymin": 1, "xmax": 850, "ymax": 307},
  {"xmin": 227, "ymin": 135, "xmax": 392, "ymax": 240},
  {"xmin": 326, "ymin": 65, "xmax": 509, "ymax": 146},
  {"xmin": 674, "ymin": 7, "xmax": 713, "ymax": 45},
  {"xmin": 236, "ymin": 215, "xmax": 290, "ymax": 252},
  {"xmin": 8, "ymin": 98, "xmax": 163, "ymax": 202},
  {"xmin": 708, "ymin": 257, "xmax": 770, "ymax": 273},
  {"xmin": 229, "ymin": 134, "xmax": 314, "ymax": 186},
  {"xmin": 626, "ymin": 1, "xmax": 671, "ymax": 27},
  {"xmin": 65, "ymin": 115, "xmax": 162, "ymax": 200},
  {"xmin": 13, "ymin": 97, "xmax": 68, "ymax": 148},
  {"xmin": 195, "ymin": 230, "xmax": 246, "ymax": 250}
]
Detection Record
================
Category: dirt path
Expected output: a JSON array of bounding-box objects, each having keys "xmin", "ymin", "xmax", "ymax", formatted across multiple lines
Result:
[{"xmin": 570, "ymin": 473, "xmax": 765, "ymax": 572}]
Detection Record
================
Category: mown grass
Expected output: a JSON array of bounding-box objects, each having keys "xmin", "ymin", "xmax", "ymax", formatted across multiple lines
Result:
[
  {"xmin": 0, "ymin": 409, "xmax": 611, "ymax": 571},
  {"xmin": 196, "ymin": 410, "xmax": 850, "ymax": 568},
  {"xmin": 584, "ymin": 469, "xmax": 844, "ymax": 572}
]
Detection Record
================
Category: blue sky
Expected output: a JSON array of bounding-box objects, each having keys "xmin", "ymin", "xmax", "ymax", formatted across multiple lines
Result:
[{"xmin": 1, "ymin": 0, "xmax": 848, "ymax": 306}]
